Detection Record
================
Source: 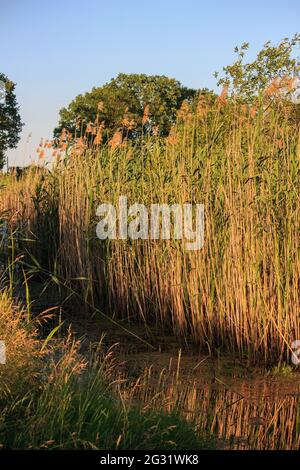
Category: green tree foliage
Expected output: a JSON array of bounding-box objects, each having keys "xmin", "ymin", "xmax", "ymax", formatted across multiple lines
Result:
[
  {"xmin": 0, "ymin": 73, "xmax": 23, "ymax": 169},
  {"xmin": 216, "ymin": 34, "xmax": 300, "ymax": 101},
  {"xmin": 54, "ymin": 73, "xmax": 196, "ymax": 141}
]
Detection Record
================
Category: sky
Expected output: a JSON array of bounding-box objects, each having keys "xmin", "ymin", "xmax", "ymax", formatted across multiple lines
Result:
[{"xmin": 1, "ymin": 0, "xmax": 300, "ymax": 167}]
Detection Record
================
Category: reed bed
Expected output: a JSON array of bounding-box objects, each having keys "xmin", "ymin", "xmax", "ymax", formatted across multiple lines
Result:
[{"xmin": 1, "ymin": 95, "xmax": 300, "ymax": 364}]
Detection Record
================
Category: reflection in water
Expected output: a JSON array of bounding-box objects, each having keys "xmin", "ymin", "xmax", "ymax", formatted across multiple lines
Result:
[
  {"xmin": 70, "ymin": 317, "xmax": 300, "ymax": 450},
  {"xmin": 124, "ymin": 355, "xmax": 300, "ymax": 450},
  {"xmin": 184, "ymin": 385, "xmax": 299, "ymax": 449}
]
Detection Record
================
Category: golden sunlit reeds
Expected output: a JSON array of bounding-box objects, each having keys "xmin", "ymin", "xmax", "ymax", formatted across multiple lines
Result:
[{"xmin": 1, "ymin": 93, "xmax": 299, "ymax": 364}]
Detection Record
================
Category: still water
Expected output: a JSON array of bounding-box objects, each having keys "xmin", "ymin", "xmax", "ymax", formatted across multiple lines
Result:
[{"xmin": 122, "ymin": 351, "xmax": 300, "ymax": 450}]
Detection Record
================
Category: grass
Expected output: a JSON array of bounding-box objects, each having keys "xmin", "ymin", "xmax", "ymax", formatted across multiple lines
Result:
[
  {"xmin": 268, "ymin": 363, "xmax": 294, "ymax": 377},
  {"xmin": 0, "ymin": 290, "xmax": 43, "ymax": 397},
  {"xmin": 1, "ymin": 93, "xmax": 299, "ymax": 364},
  {"xmin": 3, "ymin": 375, "xmax": 211, "ymax": 450}
]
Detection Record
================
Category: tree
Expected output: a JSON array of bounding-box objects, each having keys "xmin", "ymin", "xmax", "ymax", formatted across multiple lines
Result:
[
  {"xmin": 54, "ymin": 74, "xmax": 196, "ymax": 142},
  {"xmin": 215, "ymin": 35, "xmax": 300, "ymax": 101},
  {"xmin": 0, "ymin": 73, "xmax": 23, "ymax": 169}
]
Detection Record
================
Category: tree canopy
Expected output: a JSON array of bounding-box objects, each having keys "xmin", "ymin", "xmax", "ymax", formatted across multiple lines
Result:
[
  {"xmin": 0, "ymin": 73, "xmax": 23, "ymax": 169},
  {"xmin": 54, "ymin": 73, "xmax": 196, "ymax": 141},
  {"xmin": 215, "ymin": 34, "xmax": 300, "ymax": 101}
]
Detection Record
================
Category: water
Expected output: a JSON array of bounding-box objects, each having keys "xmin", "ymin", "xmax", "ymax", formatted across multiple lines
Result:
[
  {"xmin": 122, "ymin": 351, "xmax": 300, "ymax": 450},
  {"xmin": 63, "ymin": 311, "xmax": 300, "ymax": 450}
]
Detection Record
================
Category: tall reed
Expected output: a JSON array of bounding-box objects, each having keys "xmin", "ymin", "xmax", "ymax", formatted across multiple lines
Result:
[{"xmin": 2, "ymin": 95, "xmax": 299, "ymax": 364}]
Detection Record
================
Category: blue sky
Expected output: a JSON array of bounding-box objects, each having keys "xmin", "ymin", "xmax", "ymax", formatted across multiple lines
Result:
[{"xmin": 1, "ymin": 0, "xmax": 300, "ymax": 166}]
